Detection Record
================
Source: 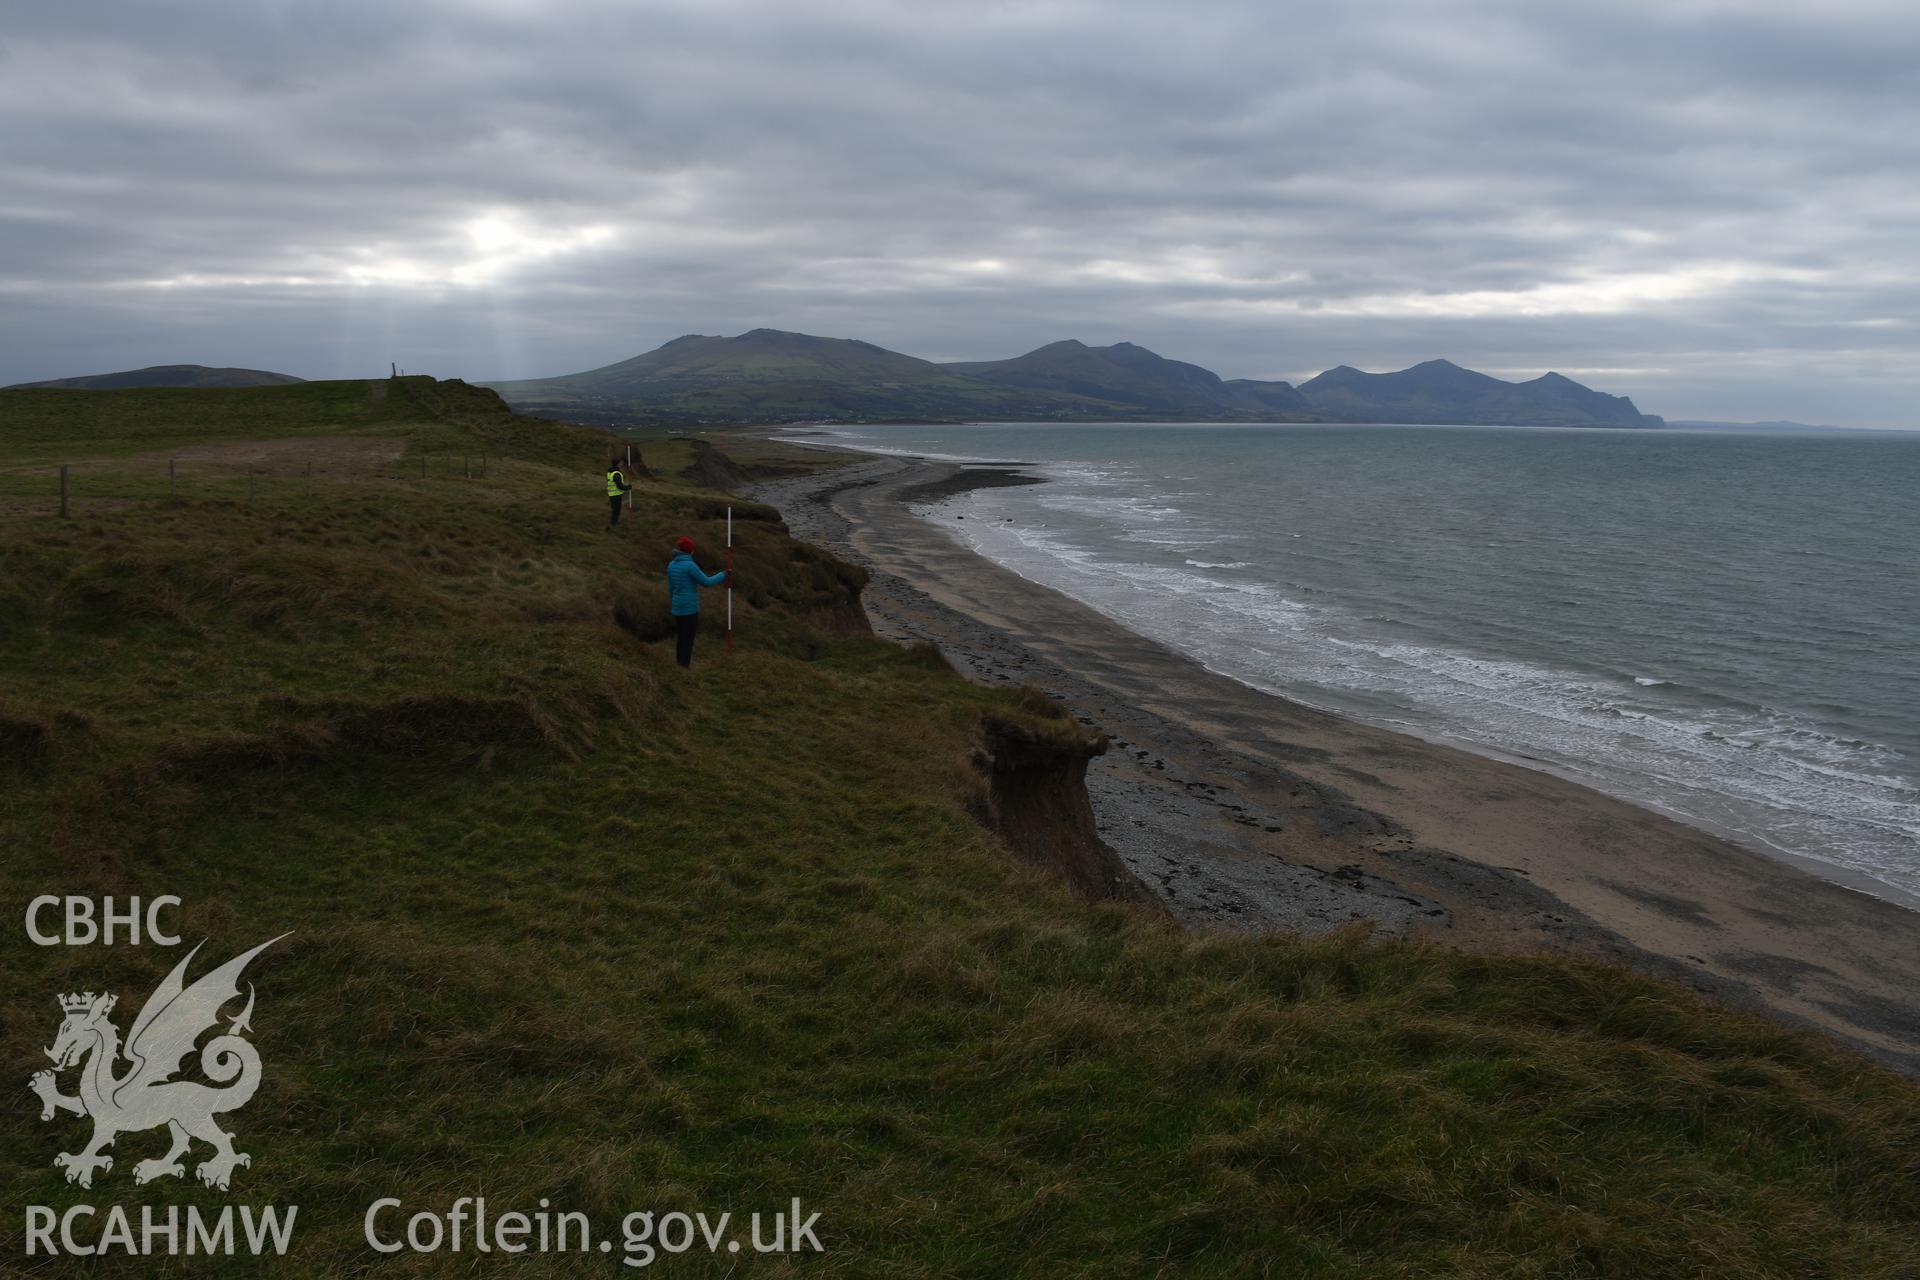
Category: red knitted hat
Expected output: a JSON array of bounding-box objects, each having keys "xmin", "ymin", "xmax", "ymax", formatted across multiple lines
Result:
[{"xmin": 675, "ymin": 536, "xmax": 695, "ymax": 552}]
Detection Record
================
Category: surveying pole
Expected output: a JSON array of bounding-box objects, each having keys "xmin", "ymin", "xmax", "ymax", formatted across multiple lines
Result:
[{"xmin": 726, "ymin": 506, "xmax": 734, "ymax": 654}]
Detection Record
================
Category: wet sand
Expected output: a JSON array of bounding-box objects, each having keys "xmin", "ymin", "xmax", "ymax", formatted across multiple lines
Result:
[{"xmin": 753, "ymin": 452, "xmax": 1920, "ymax": 1075}]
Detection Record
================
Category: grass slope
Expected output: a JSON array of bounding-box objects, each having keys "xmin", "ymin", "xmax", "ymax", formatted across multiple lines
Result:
[
  {"xmin": 2, "ymin": 381, "xmax": 1917, "ymax": 1276},
  {"xmin": 1, "ymin": 376, "xmax": 483, "ymax": 460}
]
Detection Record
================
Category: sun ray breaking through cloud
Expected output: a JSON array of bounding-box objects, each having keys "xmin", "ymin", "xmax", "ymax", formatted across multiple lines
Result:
[{"xmin": 1, "ymin": 0, "xmax": 1916, "ymax": 424}]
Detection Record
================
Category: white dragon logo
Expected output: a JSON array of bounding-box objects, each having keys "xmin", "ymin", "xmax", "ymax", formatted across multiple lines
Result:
[{"xmin": 27, "ymin": 935, "xmax": 286, "ymax": 1191}]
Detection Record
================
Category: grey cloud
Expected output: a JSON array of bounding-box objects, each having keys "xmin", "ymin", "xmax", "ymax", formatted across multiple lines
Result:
[{"xmin": 1, "ymin": 0, "xmax": 1916, "ymax": 423}]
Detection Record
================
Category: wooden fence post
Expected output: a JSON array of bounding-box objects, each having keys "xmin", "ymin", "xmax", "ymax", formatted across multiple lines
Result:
[
  {"xmin": 170, "ymin": 458, "xmax": 177, "ymax": 500},
  {"xmin": 60, "ymin": 465, "xmax": 69, "ymax": 518}
]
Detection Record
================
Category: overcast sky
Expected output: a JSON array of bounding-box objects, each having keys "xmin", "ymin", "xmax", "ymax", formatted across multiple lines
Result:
[{"xmin": 3, "ymin": 0, "xmax": 1916, "ymax": 424}]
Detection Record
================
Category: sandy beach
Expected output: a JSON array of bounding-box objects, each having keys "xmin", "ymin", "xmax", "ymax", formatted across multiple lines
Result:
[{"xmin": 753, "ymin": 450, "xmax": 1920, "ymax": 1074}]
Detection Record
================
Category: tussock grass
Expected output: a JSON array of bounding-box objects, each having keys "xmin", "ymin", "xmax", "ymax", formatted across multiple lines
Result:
[{"xmin": 1, "ymin": 382, "xmax": 1917, "ymax": 1276}]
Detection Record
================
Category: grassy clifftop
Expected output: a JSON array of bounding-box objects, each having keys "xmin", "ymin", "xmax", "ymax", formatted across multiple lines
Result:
[{"xmin": 2, "ymin": 380, "xmax": 1917, "ymax": 1276}]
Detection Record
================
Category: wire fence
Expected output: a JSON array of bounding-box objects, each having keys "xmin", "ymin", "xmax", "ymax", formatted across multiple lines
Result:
[{"xmin": 5, "ymin": 453, "xmax": 493, "ymax": 517}]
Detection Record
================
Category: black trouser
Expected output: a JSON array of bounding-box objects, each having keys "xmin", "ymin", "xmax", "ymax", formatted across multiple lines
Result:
[
  {"xmin": 674, "ymin": 612, "xmax": 698, "ymax": 667},
  {"xmin": 609, "ymin": 495, "xmax": 624, "ymax": 525}
]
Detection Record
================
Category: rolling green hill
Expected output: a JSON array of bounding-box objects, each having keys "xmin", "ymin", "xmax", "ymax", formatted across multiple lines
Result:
[
  {"xmin": 483, "ymin": 330, "xmax": 1327, "ymax": 425},
  {"xmin": 0, "ymin": 378, "xmax": 1914, "ymax": 1275},
  {"xmin": 6, "ymin": 363, "xmax": 305, "ymax": 390},
  {"xmin": 485, "ymin": 329, "xmax": 1021, "ymax": 425},
  {"xmin": 949, "ymin": 339, "xmax": 1317, "ymax": 418}
]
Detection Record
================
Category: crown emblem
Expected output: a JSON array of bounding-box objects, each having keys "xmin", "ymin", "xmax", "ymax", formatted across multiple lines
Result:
[{"xmin": 37, "ymin": 935, "xmax": 285, "ymax": 1193}]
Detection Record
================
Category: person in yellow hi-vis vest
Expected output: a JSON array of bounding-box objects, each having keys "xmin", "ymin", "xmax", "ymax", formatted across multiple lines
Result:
[{"xmin": 606, "ymin": 458, "xmax": 632, "ymax": 528}]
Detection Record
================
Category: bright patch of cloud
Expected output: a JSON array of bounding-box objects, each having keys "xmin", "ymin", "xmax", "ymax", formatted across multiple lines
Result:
[
  {"xmin": 2, "ymin": 0, "xmax": 1917, "ymax": 422},
  {"xmin": 345, "ymin": 216, "xmax": 617, "ymax": 287}
]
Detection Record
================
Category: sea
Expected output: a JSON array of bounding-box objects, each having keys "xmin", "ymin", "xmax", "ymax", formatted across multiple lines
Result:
[{"xmin": 796, "ymin": 422, "xmax": 1920, "ymax": 907}]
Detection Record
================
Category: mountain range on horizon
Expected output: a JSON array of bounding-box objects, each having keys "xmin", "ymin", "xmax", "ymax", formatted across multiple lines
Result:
[
  {"xmin": 480, "ymin": 329, "xmax": 1666, "ymax": 428},
  {"xmin": 0, "ymin": 336, "xmax": 1667, "ymax": 429}
]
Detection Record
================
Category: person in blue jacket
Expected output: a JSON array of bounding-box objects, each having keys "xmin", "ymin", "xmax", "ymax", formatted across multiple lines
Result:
[{"xmin": 666, "ymin": 535, "xmax": 729, "ymax": 668}]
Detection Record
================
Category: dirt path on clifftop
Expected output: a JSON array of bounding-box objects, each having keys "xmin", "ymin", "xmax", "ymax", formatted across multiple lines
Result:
[{"xmin": 754, "ymin": 452, "xmax": 1920, "ymax": 1075}]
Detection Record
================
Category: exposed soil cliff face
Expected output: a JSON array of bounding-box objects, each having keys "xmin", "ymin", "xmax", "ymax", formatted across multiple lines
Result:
[
  {"xmin": 973, "ymin": 712, "xmax": 1166, "ymax": 914},
  {"xmin": 802, "ymin": 586, "xmax": 874, "ymax": 637},
  {"xmin": 682, "ymin": 438, "xmax": 754, "ymax": 491},
  {"xmin": 767, "ymin": 540, "xmax": 873, "ymax": 638}
]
